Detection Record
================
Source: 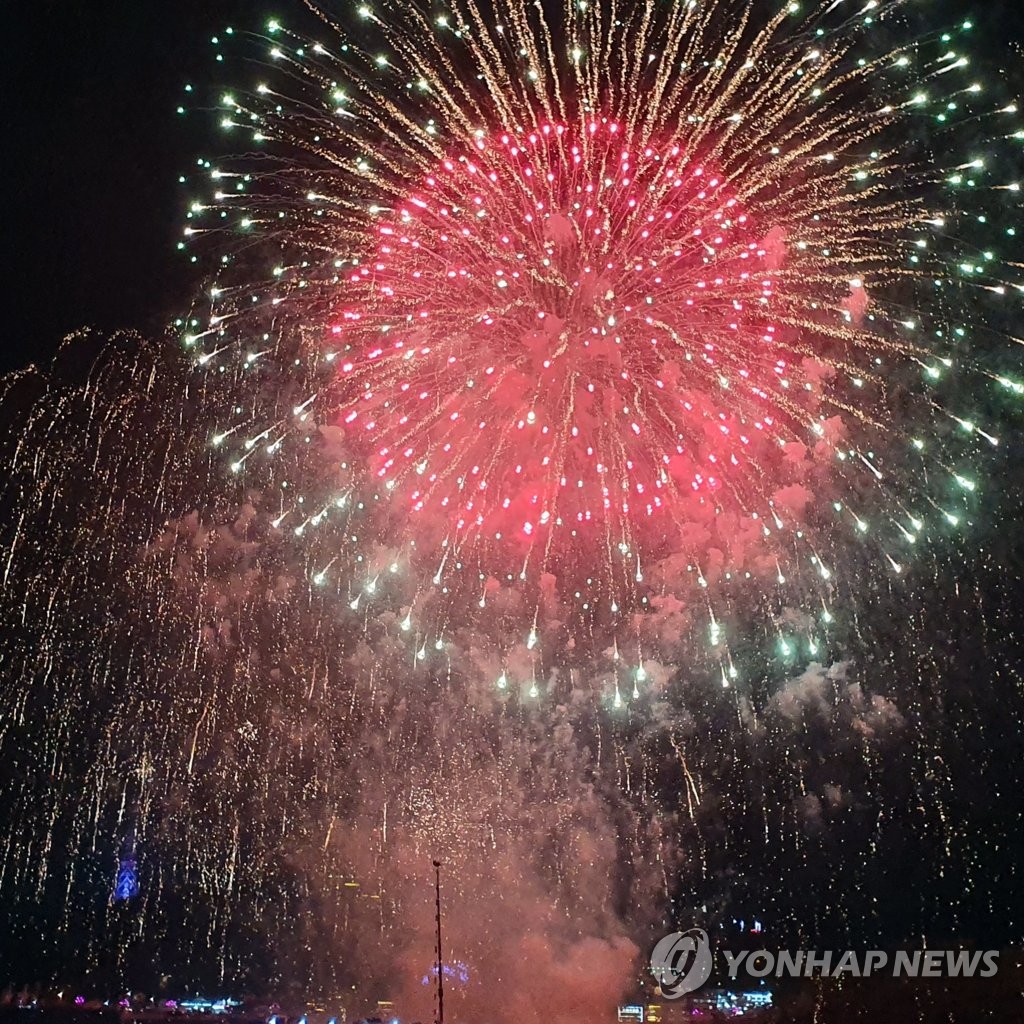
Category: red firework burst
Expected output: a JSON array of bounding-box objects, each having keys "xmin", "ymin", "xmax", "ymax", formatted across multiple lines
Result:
[{"xmin": 331, "ymin": 121, "xmax": 819, "ymax": 549}]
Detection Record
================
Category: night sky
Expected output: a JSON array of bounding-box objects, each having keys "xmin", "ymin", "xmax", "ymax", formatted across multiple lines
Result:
[
  {"xmin": 2, "ymin": 2, "xmax": 262, "ymax": 373},
  {"xmin": 4, "ymin": 3, "xmax": 1024, "ymax": 373}
]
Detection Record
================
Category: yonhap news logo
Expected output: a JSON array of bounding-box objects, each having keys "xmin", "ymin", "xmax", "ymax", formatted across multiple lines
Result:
[
  {"xmin": 650, "ymin": 931, "xmax": 1000, "ymax": 997},
  {"xmin": 649, "ymin": 929, "xmax": 714, "ymax": 997}
]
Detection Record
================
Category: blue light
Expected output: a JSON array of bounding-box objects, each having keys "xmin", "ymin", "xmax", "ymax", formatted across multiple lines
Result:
[
  {"xmin": 713, "ymin": 991, "xmax": 774, "ymax": 1012},
  {"xmin": 179, "ymin": 1000, "xmax": 240, "ymax": 1014},
  {"xmin": 113, "ymin": 858, "xmax": 139, "ymax": 901},
  {"xmin": 420, "ymin": 960, "xmax": 471, "ymax": 986}
]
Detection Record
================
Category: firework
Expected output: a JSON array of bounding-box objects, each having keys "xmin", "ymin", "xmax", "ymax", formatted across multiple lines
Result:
[
  {"xmin": 0, "ymin": 0, "xmax": 1021, "ymax": 1014},
  {"xmin": 182, "ymin": 0, "xmax": 1020, "ymax": 685}
]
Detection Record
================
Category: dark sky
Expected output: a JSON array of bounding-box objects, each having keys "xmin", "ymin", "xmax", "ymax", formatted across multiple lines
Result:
[
  {"xmin": 2, "ymin": 2, "xmax": 1024, "ymax": 376},
  {"xmin": 1, "ymin": 1, "xmax": 262, "ymax": 374}
]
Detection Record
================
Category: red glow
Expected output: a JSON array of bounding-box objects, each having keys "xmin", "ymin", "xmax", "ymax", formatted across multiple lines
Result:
[{"xmin": 326, "ymin": 121, "xmax": 819, "ymax": 548}]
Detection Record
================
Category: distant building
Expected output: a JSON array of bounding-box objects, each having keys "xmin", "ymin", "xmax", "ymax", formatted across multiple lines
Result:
[{"xmin": 620, "ymin": 989, "xmax": 772, "ymax": 1021}]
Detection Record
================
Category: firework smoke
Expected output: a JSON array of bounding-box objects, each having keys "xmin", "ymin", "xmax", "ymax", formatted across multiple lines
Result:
[{"xmin": 1, "ymin": 0, "xmax": 1023, "ymax": 1015}]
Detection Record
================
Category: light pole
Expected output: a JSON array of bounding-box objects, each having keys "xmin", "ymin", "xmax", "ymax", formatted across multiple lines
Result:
[{"xmin": 432, "ymin": 860, "xmax": 444, "ymax": 1024}]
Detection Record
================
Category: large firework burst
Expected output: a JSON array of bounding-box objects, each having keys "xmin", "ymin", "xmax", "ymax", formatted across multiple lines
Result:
[{"xmin": 183, "ymin": 0, "xmax": 1020, "ymax": 684}]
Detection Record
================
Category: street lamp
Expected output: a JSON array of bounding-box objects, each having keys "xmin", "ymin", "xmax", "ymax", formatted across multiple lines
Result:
[{"xmin": 432, "ymin": 860, "xmax": 444, "ymax": 1024}]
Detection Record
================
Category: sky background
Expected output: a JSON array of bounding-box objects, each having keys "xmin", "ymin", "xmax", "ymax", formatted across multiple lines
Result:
[
  {"xmin": 1, "ymin": 1, "xmax": 260, "ymax": 373},
  {"xmin": 3, "ymin": 2, "xmax": 1024, "ymax": 375}
]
